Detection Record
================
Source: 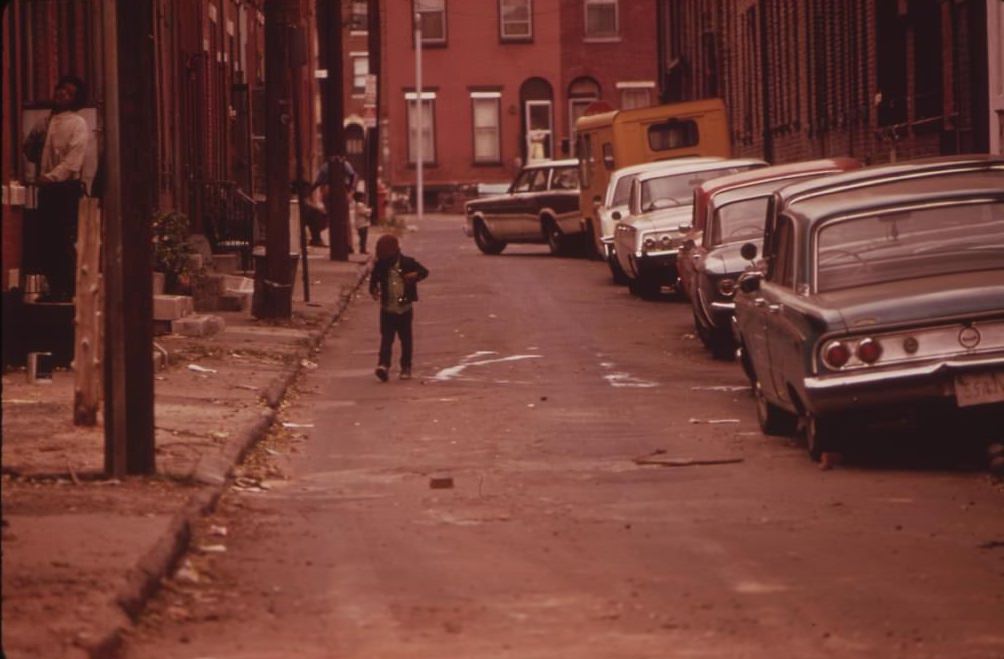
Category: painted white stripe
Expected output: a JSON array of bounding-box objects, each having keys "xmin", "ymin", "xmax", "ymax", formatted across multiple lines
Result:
[{"xmin": 432, "ymin": 351, "xmax": 541, "ymax": 381}]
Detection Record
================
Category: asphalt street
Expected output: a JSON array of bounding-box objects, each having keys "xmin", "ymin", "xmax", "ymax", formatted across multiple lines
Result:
[{"xmin": 123, "ymin": 214, "xmax": 1004, "ymax": 659}]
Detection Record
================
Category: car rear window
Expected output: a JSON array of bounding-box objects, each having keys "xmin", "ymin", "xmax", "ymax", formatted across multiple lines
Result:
[
  {"xmin": 815, "ymin": 199, "xmax": 1004, "ymax": 292},
  {"xmin": 551, "ymin": 166, "xmax": 580, "ymax": 190}
]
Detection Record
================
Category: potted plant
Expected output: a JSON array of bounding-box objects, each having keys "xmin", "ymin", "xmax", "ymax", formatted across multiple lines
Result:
[{"xmin": 151, "ymin": 210, "xmax": 196, "ymax": 293}]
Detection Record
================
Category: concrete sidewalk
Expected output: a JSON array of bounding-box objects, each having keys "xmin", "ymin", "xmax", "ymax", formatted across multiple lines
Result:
[{"xmin": 1, "ymin": 243, "xmax": 375, "ymax": 659}]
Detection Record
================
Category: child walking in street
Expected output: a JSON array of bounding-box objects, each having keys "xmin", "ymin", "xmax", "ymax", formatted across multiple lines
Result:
[{"xmin": 369, "ymin": 235, "xmax": 429, "ymax": 381}]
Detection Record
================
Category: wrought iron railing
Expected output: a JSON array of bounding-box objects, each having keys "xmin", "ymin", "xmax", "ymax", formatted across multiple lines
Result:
[{"xmin": 197, "ymin": 180, "xmax": 256, "ymax": 270}]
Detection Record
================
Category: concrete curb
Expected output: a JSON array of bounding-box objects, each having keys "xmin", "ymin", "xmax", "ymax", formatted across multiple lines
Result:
[{"xmin": 88, "ymin": 260, "xmax": 372, "ymax": 659}]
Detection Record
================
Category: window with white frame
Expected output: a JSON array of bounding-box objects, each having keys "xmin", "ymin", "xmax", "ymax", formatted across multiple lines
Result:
[
  {"xmin": 416, "ymin": 0, "xmax": 447, "ymax": 45},
  {"xmin": 350, "ymin": 0, "xmax": 368, "ymax": 31},
  {"xmin": 406, "ymin": 92, "xmax": 436, "ymax": 164},
  {"xmin": 471, "ymin": 92, "xmax": 501, "ymax": 163},
  {"xmin": 351, "ymin": 54, "xmax": 369, "ymax": 95},
  {"xmin": 500, "ymin": 0, "xmax": 532, "ymax": 41},
  {"xmin": 618, "ymin": 82, "xmax": 653, "ymax": 110},
  {"xmin": 584, "ymin": 0, "xmax": 618, "ymax": 39}
]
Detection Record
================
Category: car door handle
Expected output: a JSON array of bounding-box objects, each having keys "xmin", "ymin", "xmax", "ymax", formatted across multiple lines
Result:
[{"xmin": 767, "ymin": 303, "xmax": 783, "ymax": 314}]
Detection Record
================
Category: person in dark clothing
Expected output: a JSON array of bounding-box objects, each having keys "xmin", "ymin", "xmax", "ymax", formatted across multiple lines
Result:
[
  {"xmin": 23, "ymin": 75, "xmax": 90, "ymax": 301},
  {"xmin": 369, "ymin": 235, "xmax": 429, "ymax": 381}
]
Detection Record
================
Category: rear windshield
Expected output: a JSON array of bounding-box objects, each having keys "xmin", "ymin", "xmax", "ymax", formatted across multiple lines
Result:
[
  {"xmin": 711, "ymin": 196, "xmax": 770, "ymax": 246},
  {"xmin": 815, "ymin": 200, "xmax": 1004, "ymax": 292},
  {"xmin": 641, "ymin": 165, "xmax": 761, "ymax": 212}
]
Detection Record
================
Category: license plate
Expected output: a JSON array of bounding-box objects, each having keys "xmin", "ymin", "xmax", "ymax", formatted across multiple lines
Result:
[{"xmin": 955, "ymin": 371, "xmax": 1004, "ymax": 407}]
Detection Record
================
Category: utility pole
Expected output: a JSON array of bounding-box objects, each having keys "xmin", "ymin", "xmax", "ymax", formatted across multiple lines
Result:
[
  {"xmin": 414, "ymin": 11, "xmax": 424, "ymax": 221},
  {"xmin": 367, "ymin": 0, "xmax": 381, "ymax": 223},
  {"xmin": 318, "ymin": 0, "xmax": 350, "ymax": 261},
  {"xmin": 259, "ymin": 0, "xmax": 296, "ymax": 318},
  {"xmin": 102, "ymin": 0, "xmax": 156, "ymax": 475}
]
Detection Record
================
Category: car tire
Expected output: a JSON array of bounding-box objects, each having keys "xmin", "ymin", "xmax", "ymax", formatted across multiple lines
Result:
[
  {"xmin": 629, "ymin": 276, "xmax": 660, "ymax": 299},
  {"xmin": 754, "ymin": 381, "xmax": 797, "ymax": 436},
  {"xmin": 803, "ymin": 412, "xmax": 840, "ymax": 461},
  {"xmin": 608, "ymin": 252, "xmax": 629, "ymax": 285},
  {"xmin": 693, "ymin": 310, "xmax": 712, "ymax": 348},
  {"xmin": 543, "ymin": 218, "xmax": 564, "ymax": 256},
  {"xmin": 585, "ymin": 221, "xmax": 604, "ymax": 261},
  {"xmin": 473, "ymin": 220, "xmax": 506, "ymax": 255},
  {"xmin": 709, "ymin": 326, "xmax": 736, "ymax": 361}
]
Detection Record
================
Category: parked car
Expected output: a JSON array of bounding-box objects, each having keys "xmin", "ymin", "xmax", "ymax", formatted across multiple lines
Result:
[
  {"xmin": 682, "ymin": 158, "xmax": 862, "ymax": 358},
  {"xmin": 732, "ymin": 155, "xmax": 1004, "ymax": 460},
  {"xmin": 464, "ymin": 159, "xmax": 581, "ymax": 255},
  {"xmin": 612, "ymin": 158, "xmax": 766, "ymax": 297},
  {"xmin": 594, "ymin": 158, "xmax": 722, "ymax": 282}
]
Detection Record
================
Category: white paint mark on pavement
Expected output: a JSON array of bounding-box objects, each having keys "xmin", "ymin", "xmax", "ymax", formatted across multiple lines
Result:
[
  {"xmin": 432, "ymin": 351, "xmax": 541, "ymax": 381},
  {"xmin": 603, "ymin": 372, "xmax": 658, "ymax": 388}
]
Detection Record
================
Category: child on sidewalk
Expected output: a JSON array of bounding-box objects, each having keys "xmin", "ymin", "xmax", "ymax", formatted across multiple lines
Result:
[
  {"xmin": 351, "ymin": 191, "xmax": 372, "ymax": 255},
  {"xmin": 369, "ymin": 235, "xmax": 429, "ymax": 381}
]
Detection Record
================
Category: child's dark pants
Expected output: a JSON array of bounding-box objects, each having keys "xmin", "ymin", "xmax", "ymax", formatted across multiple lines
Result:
[{"xmin": 379, "ymin": 309, "xmax": 413, "ymax": 370}]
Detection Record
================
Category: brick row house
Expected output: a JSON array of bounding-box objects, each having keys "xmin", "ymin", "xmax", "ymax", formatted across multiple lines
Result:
[
  {"xmin": 654, "ymin": 0, "xmax": 998, "ymax": 165},
  {"xmin": 377, "ymin": 0, "xmax": 658, "ymax": 208},
  {"xmin": 1, "ymin": 0, "xmax": 321, "ymax": 296}
]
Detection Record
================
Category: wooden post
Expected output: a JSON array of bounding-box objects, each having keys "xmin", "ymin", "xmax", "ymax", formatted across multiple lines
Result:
[
  {"xmin": 258, "ymin": 0, "xmax": 296, "ymax": 318},
  {"xmin": 102, "ymin": 0, "xmax": 156, "ymax": 475},
  {"xmin": 318, "ymin": 0, "xmax": 350, "ymax": 261},
  {"xmin": 73, "ymin": 197, "xmax": 102, "ymax": 426}
]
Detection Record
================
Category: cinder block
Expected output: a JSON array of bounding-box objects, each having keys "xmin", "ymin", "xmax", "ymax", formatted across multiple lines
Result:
[
  {"xmin": 193, "ymin": 273, "xmax": 227, "ymax": 312},
  {"xmin": 153, "ymin": 294, "xmax": 194, "ymax": 321},
  {"xmin": 171, "ymin": 314, "xmax": 225, "ymax": 337},
  {"xmin": 211, "ymin": 253, "xmax": 240, "ymax": 274},
  {"xmin": 217, "ymin": 292, "xmax": 251, "ymax": 312},
  {"xmin": 223, "ymin": 275, "xmax": 254, "ymax": 294}
]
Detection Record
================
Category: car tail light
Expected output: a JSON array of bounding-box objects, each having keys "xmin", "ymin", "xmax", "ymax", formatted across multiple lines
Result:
[
  {"xmin": 717, "ymin": 278, "xmax": 736, "ymax": 297},
  {"xmin": 856, "ymin": 337, "xmax": 882, "ymax": 364},
  {"xmin": 822, "ymin": 341, "xmax": 850, "ymax": 369}
]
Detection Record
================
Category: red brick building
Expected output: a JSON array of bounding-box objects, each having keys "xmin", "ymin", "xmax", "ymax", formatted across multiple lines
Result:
[
  {"xmin": 2, "ymin": 0, "xmax": 320, "ymax": 291},
  {"xmin": 655, "ymin": 0, "xmax": 994, "ymax": 165},
  {"xmin": 380, "ymin": 0, "xmax": 658, "ymax": 206}
]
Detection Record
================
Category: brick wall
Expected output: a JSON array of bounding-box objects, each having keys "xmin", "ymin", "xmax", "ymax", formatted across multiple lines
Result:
[{"xmin": 660, "ymin": 0, "xmax": 990, "ymax": 165}]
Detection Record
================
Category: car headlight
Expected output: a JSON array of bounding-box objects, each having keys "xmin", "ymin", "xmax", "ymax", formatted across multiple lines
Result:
[
  {"xmin": 717, "ymin": 278, "xmax": 736, "ymax": 297},
  {"xmin": 643, "ymin": 237, "xmax": 656, "ymax": 250}
]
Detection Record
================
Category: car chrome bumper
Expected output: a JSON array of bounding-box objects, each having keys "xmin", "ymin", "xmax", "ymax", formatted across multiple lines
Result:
[
  {"xmin": 634, "ymin": 249, "xmax": 679, "ymax": 269},
  {"xmin": 802, "ymin": 355, "xmax": 1004, "ymax": 414}
]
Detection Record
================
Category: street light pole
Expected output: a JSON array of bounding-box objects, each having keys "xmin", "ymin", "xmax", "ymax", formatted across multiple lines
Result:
[{"xmin": 414, "ymin": 12, "xmax": 424, "ymax": 222}]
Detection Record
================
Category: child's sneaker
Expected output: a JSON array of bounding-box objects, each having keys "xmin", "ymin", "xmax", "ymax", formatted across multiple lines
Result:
[
  {"xmin": 375, "ymin": 366, "xmax": 389, "ymax": 382},
  {"xmin": 399, "ymin": 369, "xmax": 412, "ymax": 381}
]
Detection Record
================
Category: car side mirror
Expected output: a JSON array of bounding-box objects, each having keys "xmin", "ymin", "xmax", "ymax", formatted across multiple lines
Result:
[
  {"xmin": 678, "ymin": 223, "xmax": 692, "ymax": 233},
  {"xmin": 740, "ymin": 242, "xmax": 758, "ymax": 262},
  {"xmin": 611, "ymin": 211, "xmax": 622, "ymax": 221},
  {"xmin": 739, "ymin": 272, "xmax": 762, "ymax": 294}
]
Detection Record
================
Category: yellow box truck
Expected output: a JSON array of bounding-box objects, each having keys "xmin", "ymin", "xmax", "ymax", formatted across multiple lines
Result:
[{"xmin": 576, "ymin": 98, "xmax": 731, "ymax": 257}]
